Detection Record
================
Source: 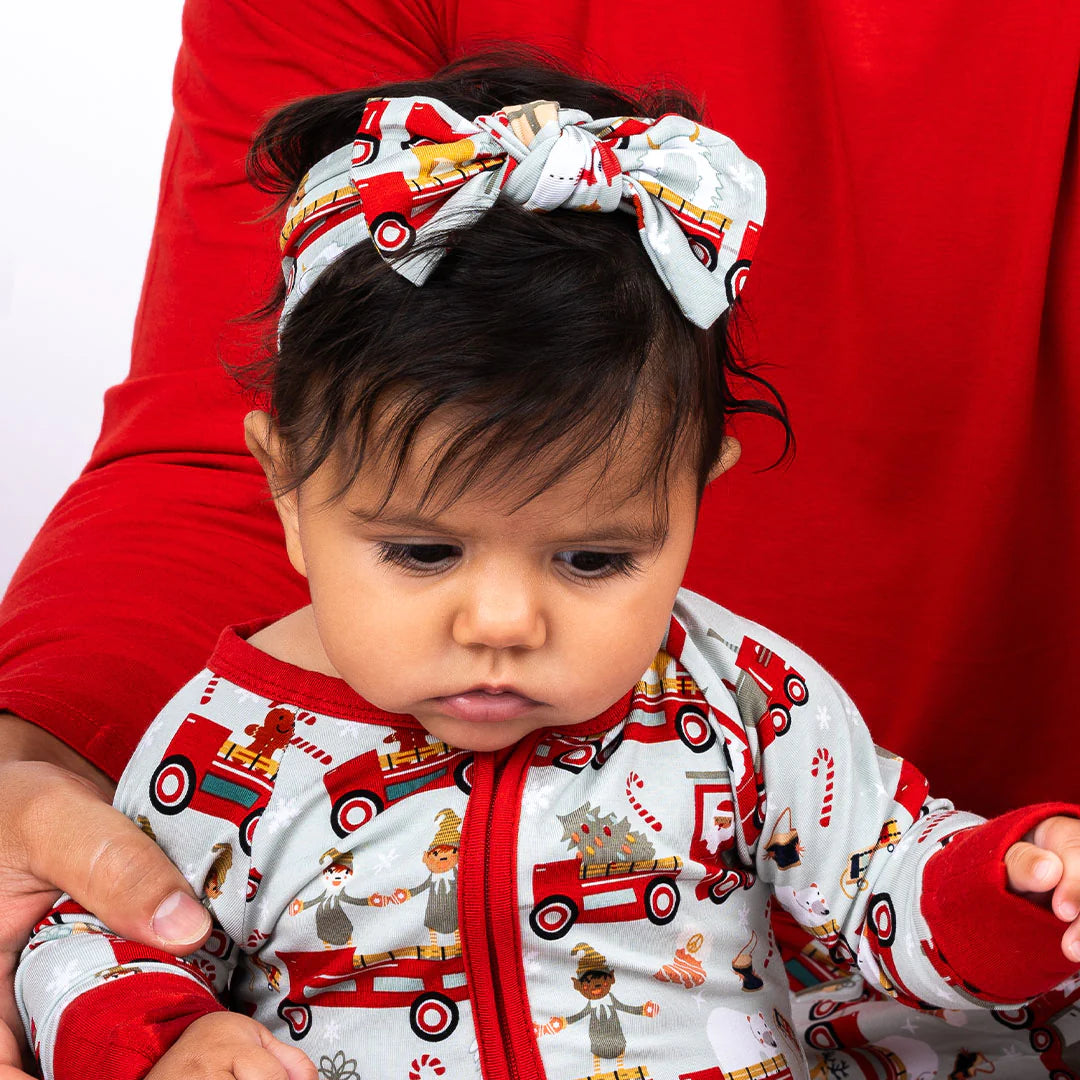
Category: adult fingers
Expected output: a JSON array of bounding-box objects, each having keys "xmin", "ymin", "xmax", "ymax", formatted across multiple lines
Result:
[{"xmin": 1, "ymin": 761, "xmax": 210, "ymax": 952}]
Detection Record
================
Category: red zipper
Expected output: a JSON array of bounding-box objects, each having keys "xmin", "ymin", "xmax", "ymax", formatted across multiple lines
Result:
[{"xmin": 460, "ymin": 735, "xmax": 547, "ymax": 1080}]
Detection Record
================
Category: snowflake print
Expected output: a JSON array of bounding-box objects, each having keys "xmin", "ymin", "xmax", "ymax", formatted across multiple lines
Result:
[
  {"xmin": 47, "ymin": 959, "xmax": 88, "ymax": 998},
  {"xmin": 229, "ymin": 685, "xmax": 264, "ymax": 707},
  {"xmin": 816, "ymin": 705, "xmax": 831, "ymax": 732},
  {"xmin": 262, "ymin": 793, "xmax": 304, "ymax": 832},
  {"xmin": 521, "ymin": 781, "xmax": 554, "ymax": 817},
  {"xmin": 372, "ymin": 845, "xmax": 399, "ymax": 873},
  {"xmin": 320, "ymin": 1017, "xmax": 343, "ymax": 1044},
  {"xmin": 318, "ymin": 1049, "xmax": 360, "ymax": 1080},
  {"xmin": 728, "ymin": 160, "xmax": 757, "ymax": 192}
]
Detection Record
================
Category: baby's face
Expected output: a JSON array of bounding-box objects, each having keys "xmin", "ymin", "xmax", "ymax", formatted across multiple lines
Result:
[{"xmin": 262, "ymin": 412, "xmax": 707, "ymax": 752}]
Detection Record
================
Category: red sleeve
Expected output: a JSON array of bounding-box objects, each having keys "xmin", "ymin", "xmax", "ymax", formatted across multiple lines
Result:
[
  {"xmin": 49, "ymin": 974, "xmax": 224, "ymax": 1080},
  {"xmin": 921, "ymin": 803, "xmax": 1080, "ymax": 1002},
  {"xmin": 0, "ymin": 0, "xmax": 448, "ymax": 780}
]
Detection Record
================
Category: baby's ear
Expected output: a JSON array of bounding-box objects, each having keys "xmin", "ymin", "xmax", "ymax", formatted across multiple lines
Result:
[
  {"xmin": 243, "ymin": 411, "xmax": 307, "ymax": 578},
  {"xmin": 705, "ymin": 436, "xmax": 742, "ymax": 485}
]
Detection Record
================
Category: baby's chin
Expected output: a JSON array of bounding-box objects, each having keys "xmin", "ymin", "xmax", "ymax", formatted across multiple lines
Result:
[{"xmin": 409, "ymin": 707, "xmax": 575, "ymax": 754}]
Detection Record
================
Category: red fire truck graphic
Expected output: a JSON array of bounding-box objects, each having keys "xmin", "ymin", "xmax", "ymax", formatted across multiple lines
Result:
[
  {"xmin": 707, "ymin": 631, "xmax": 809, "ymax": 754},
  {"xmin": 529, "ymin": 855, "xmax": 683, "ymax": 940},
  {"xmin": 680, "ymin": 1052, "xmax": 794, "ymax": 1080},
  {"xmin": 622, "ymin": 678, "xmax": 718, "ymax": 755},
  {"xmin": 149, "ymin": 713, "xmax": 281, "ymax": 854},
  {"xmin": 275, "ymin": 944, "xmax": 468, "ymax": 1043},
  {"xmin": 689, "ymin": 779, "xmax": 755, "ymax": 904},
  {"xmin": 991, "ymin": 983, "xmax": 1080, "ymax": 1077},
  {"xmin": 322, "ymin": 742, "xmax": 473, "ymax": 838}
]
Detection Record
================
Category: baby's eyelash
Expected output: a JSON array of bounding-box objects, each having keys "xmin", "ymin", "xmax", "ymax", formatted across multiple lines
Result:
[
  {"xmin": 376, "ymin": 542, "xmax": 459, "ymax": 573},
  {"xmin": 374, "ymin": 543, "xmax": 642, "ymax": 581}
]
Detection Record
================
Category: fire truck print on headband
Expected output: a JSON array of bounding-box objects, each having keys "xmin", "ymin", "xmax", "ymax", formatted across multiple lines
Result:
[{"xmin": 16, "ymin": 588, "xmax": 1080, "ymax": 1080}]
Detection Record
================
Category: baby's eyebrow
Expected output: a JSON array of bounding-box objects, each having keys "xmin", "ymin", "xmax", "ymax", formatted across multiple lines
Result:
[{"xmin": 347, "ymin": 508, "xmax": 668, "ymax": 547}]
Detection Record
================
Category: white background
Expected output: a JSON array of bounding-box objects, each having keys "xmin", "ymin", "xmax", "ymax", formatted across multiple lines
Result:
[{"xmin": 0, "ymin": 3, "xmax": 185, "ymax": 589}]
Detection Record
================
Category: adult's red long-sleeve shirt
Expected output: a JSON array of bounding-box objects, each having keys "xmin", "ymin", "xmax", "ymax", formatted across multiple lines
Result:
[{"xmin": 1, "ymin": 0, "xmax": 1077, "ymax": 816}]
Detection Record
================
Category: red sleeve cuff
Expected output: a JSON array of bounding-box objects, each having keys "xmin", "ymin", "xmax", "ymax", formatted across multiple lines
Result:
[
  {"xmin": 921, "ymin": 802, "xmax": 1080, "ymax": 1002},
  {"xmin": 51, "ymin": 972, "xmax": 225, "ymax": 1080}
]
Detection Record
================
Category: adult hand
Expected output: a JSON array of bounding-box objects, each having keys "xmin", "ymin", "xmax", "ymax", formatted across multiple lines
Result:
[
  {"xmin": 1005, "ymin": 814, "xmax": 1080, "ymax": 962},
  {"xmin": 0, "ymin": 714, "xmax": 212, "ymax": 1075}
]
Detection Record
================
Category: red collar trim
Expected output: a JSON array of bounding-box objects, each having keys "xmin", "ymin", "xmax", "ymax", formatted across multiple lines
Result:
[{"xmin": 209, "ymin": 619, "xmax": 636, "ymax": 736}]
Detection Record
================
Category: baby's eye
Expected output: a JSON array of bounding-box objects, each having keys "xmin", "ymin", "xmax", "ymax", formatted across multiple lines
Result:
[
  {"xmin": 556, "ymin": 551, "xmax": 641, "ymax": 580},
  {"xmin": 376, "ymin": 542, "xmax": 460, "ymax": 573}
]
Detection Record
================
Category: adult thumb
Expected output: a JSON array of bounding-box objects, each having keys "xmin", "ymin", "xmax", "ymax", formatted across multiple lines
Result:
[{"xmin": 5, "ymin": 761, "xmax": 211, "ymax": 952}]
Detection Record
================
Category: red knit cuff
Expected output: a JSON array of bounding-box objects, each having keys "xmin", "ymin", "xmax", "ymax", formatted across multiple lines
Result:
[
  {"xmin": 51, "ymin": 973, "xmax": 225, "ymax": 1080},
  {"xmin": 921, "ymin": 802, "xmax": 1080, "ymax": 1002}
]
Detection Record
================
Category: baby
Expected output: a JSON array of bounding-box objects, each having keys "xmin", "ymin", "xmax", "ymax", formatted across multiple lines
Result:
[{"xmin": 16, "ymin": 54, "xmax": 1080, "ymax": 1080}]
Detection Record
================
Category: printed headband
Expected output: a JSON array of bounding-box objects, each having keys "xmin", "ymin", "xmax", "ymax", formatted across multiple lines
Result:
[{"xmin": 278, "ymin": 96, "xmax": 766, "ymax": 331}]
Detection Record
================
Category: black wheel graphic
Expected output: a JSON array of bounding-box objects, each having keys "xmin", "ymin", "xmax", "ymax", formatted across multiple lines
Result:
[
  {"xmin": 277, "ymin": 999, "xmax": 312, "ymax": 1041},
  {"xmin": 768, "ymin": 703, "xmax": 791, "ymax": 736},
  {"xmin": 707, "ymin": 870, "xmax": 745, "ymax": 905},
  {"xmin": 352, "ymin": 132, "xmax": 380, "ymax": 166},
  {"xmin": 689, "ymin": 234, "xmax": 719, "ymax": 271},
  {"xmin": 331, "ymin": 789, "xmax": 384, "ymax": 838},
  {"xmin": 992, "ymin": 1005, "xmax": 1033, "ymax": 1030},
  {"xmin": 804, "ymin": 1020, "xmax": 840, "ymax": 1052},
  {"xmin": 784, "ymin": 673, "xmax": 809, "ymax": 706},
  {"xmin": 529, "ymin": 894, "xmax": 579, "ymax": 940},
  {"xmin": 725, "ymin": 258, "xmax": 752, "ymax": 303},
  {"xmin": 239, "ymin": 807, "xmax": 263, "ymax": 856},
  {"xmin": 149, "ymin": 756, "xmax": 196, "ymax": 815},
  {"xmin": 1030, "ymin": 1027, "xmax": 1054, "ymax": 1053},
  {"xmin": 370, "ymin": 211, "xmax": 415, "ymax": 255},
  {"xmin": 868, "ymin": 893, "xmax": 896, "ymax": 948},
  {"xmin": 553, "ymin": 744, "xmax": 596, "ymax": 773},
  {"xmin": 809, "ymin": 999, "xmax": 843, "ymax": 1020},
  {"xmin": 410, "ymin": 992, "xmax": 459, "ymax": 1042},
  {"xmin": 644, "ymin": 878, "xmax": 680, "ymax": 925},
  {"xmin": 453, "ymin": 755, "xmax": 474, "ymax": 793},
  {"xmin": 675, "ymin": 705, "xmax": 716, "ymax": 752}
]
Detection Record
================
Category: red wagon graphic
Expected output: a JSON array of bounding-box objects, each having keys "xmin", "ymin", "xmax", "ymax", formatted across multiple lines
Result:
[
  {"xmin": 149, "ymin": 713, "xmax": 278, "ymax": 854},
  {"xmin": 529, "ymin": 855, "xmax": 683, "ymax": 940},
  {"xmin": 275, "ymin": 944, "xmax": 468, "ymax": 1043},
  {"xmin": 322, "ymin": 742, "xmax": 473, "ymax": 838}
]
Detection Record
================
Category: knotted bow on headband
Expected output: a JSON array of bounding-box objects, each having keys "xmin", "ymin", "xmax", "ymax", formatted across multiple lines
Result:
[{"xmin": 278, "ymin": 96, "xmax": 766, "ymax": 331}]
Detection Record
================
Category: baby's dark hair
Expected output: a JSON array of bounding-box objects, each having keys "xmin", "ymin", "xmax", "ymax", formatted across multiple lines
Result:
[{"xmin": 238, "ymin": 48, "xmax": 791, "ymax": 521}]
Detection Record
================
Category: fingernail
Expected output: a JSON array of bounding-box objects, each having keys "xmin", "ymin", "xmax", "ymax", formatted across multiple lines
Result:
[
  {"xmin": 1034, "ymin": 859, "xmax": 1055, "ymax": 883},
  {"xmin": 1068, "ymin": 940, "xmax": 1080, "ymax": 963},
  {"xmin": 1060, "ymin": 901, "xmax": 1079, "ymax": 922},
  {"xmin": 152, "ymin": 891, "xmax": 211, "ymax": 945}
]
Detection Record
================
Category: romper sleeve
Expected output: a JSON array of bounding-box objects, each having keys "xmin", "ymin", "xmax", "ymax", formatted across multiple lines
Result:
[
  {"xmin": 0, "ymin": 0, "xmax": 448, "ymax": 780},
  {"xmin": 671, "ymin": 593, "xmax": 1080, "ymax": 1011},
  {"xmin": 14, "ymin": 667, "xmax": 287, "ymax": 1080}
]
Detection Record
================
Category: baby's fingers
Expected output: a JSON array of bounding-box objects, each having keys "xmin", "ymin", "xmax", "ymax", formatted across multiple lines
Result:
[
  {"xmin": 1005, "ymin": 841, "xmax": 1063, "ymax": 897},
  {"xmin": 1031, "ymin": 816, "xmax": 1080, "ymax": 926},
  {"xmin": 233, "ymin": 1044, "xmax": 316, "ymax": 1080}
]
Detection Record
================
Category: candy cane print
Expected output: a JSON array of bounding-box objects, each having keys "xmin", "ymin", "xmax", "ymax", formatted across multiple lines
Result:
[
  {"xmin": 626, "ymin": 771, "xmax": 663, "ymax": 832},
  {"xmin": 409, "ymin": 1055, "xmax": 446, "ymax": 1079},
  {"xmin": 810, "ymin": 747, "xmax": 835, "ymax": 827}
]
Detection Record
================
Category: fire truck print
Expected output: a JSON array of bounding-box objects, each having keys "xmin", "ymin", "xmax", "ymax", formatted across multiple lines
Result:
[
  {"xmin": 275, "ymin": 944, "xmax": 468, "ymax": 1044},
  {"xmin": 148, "ymin": 711, "xmax": 295, "ymax": 854},
  {"xmin": 530, "ymin": 800, "xmax": 683, "ymax": 940},
  {"xmin": 322, "ymin": 741, "xmax": 473, "ymax": 838},
  {"xmin": 708, "ymin": 631, "xmax": 810, "ymax": 752}
]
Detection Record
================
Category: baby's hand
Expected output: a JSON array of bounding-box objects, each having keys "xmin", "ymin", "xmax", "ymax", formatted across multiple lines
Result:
[
  {"xmin": 145, "ymin": 1012, "xmax": 316, "ymax": 1080},
  {"xmin": 1005, "ymin": 815, "xmax": 1080, "ymax": 962}
]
